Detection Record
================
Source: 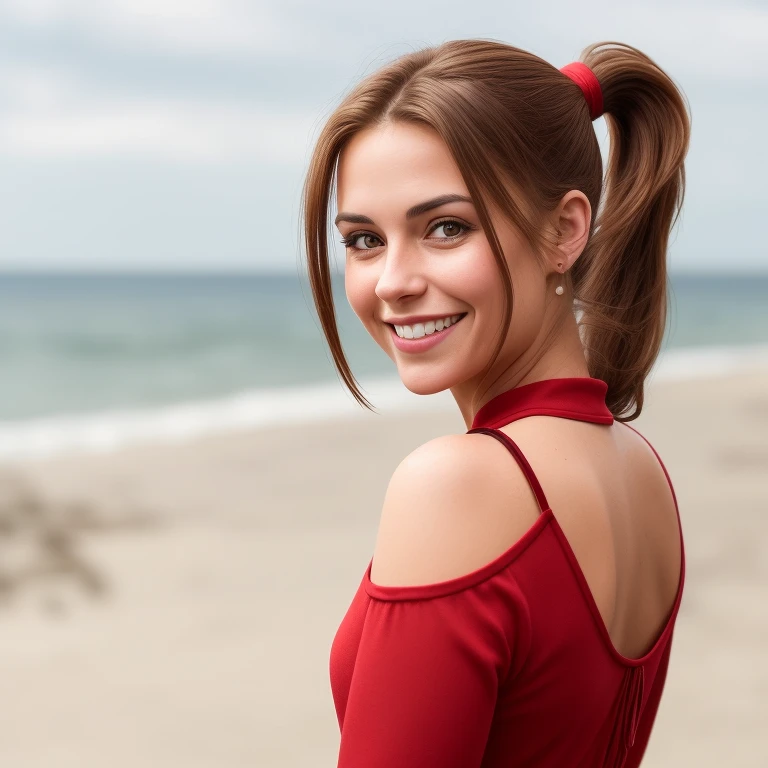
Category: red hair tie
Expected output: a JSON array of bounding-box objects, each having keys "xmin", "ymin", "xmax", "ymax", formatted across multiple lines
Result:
[{"xmin": 559, "ymin": 62, "xmax": 604, "ymax": 121}]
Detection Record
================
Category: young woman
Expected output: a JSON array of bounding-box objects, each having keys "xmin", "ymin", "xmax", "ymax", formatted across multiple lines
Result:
[{"xmin": 302, "ymin": 39, "xmax": 690, "ymax": 767}]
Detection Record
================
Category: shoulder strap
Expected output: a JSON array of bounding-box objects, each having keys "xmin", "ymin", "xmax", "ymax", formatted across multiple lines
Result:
[{"xmin": 466, "ymin": 427, "xmax": 550, "ymax": 514}]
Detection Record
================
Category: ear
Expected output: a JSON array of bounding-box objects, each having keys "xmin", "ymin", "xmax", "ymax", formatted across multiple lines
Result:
[{"xmin": 546, "ymin": 190, "xmax": 592, "ymax": 273}]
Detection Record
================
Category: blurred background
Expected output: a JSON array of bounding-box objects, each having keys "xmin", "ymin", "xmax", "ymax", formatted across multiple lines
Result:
[{"xmin": 0, "ymin": 1, "xmax": 766, "ymax": 766}]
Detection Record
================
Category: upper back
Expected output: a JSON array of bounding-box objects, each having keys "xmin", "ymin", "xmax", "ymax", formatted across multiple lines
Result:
[
  {"xmin": 492, "ymin": 415, "xmax": 683, "ymax": 660},
  {"xmin": 453, "ymin": 415, "xmax": 685, "ymax": 765}
]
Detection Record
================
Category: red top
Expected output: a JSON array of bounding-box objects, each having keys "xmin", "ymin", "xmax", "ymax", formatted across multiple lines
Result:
[{"xmin": 329, "ymin": 376, "xmax": 685, "ymax": 768}]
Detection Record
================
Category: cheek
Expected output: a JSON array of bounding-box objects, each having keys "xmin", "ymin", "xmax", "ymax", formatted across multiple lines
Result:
[
  {"xmin": 344, "ymin": 266, "xmax": 377, "ymax": 325},
  {"xmin": 452, "ymin": 244, "xmax": 507, "ymax": 316},
  {"xmin": 457, "ymin": 237, "xmax": 543, "ymax": 351}
]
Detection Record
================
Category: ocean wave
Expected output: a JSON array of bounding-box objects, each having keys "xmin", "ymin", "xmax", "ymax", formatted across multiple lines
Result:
[{"xmin": 2, "ymin": 342, "xmax": 768, "ymax": 462}]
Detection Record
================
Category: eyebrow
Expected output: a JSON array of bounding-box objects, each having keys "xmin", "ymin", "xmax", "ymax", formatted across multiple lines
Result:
[{"xmin": 334, "ymin": 193, "xmax": 474, "ymax": 227}]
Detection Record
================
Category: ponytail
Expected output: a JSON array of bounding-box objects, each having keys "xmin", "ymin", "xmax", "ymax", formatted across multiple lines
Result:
[{"xmin": 572, "ymin": 42, "xmax": 691, "ymax": 420}]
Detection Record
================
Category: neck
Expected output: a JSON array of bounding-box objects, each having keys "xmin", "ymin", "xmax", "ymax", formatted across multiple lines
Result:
[{"xmin": 454, "ymin": 306, "xmax": 590, "ymax": 431}]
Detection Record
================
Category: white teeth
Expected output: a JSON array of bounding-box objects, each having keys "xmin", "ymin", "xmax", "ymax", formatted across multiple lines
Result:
[{"xmin": 395, "ymin": 314, "xmax": 464, "ymax": 339}]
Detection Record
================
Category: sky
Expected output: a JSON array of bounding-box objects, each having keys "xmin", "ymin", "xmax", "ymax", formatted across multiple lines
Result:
[{"xmin": 0, "ymin": 0, "xmax": 764, "ymax": 273}]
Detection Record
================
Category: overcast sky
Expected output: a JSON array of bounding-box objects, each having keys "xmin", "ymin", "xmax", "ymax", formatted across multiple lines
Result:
[{"xmin": 0, "ymin": 0, "xmax": 764, "ymax": 273}]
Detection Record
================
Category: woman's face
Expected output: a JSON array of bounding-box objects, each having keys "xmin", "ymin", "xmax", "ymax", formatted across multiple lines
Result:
[{"xmin": 335, "ymin": 121, "xmax": 551, "ymax": 401}]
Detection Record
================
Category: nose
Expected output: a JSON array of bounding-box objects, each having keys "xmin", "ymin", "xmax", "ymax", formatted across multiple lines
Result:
[{"xmin": 373, "ymin": 239, "xmax": 428, "ymax": 304}]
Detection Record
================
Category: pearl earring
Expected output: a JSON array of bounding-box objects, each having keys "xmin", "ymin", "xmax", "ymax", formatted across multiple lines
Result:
[{"xmin": 555, "ymin": 262, "xmax": 564, "ymax": 295}]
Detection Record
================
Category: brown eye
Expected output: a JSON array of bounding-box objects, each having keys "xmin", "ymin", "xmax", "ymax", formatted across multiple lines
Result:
[
  {"xmin": 341, "ymin": 233, "xmax": 383, "ymax": 250},
  {"xmin": 428, "ymin": 219, "xmax": 472, "ymax": 241},
  {"xmin": 442, "ymin": 222, "xmax": 460, "ymax": 237}
]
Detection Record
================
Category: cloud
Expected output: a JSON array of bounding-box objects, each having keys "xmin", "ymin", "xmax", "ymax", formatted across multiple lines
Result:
[
  {"xmin": 613, "ymin": 3, "xmax": 768, "ymax": 81},
  {"xmin": 0, "ymin": 63, "xmax": 319, "ymax": 164},
  {"xmin": 0, "ymin": 0, "xmax": 764, "ymax": 270},
  {"xmin": 0, "ymin": 101, "xmax": 316, "ymax": 164},
  {"xmin": 0, "ymin": 0, "xmax": 308, "ymax": 57},
  {"xmin": 1, "ymin": 0, "xmax": 766, "ymax": 79},
  {"xmin": 0, "ymin": 1, "xmax": 327, "ymax": 164}
]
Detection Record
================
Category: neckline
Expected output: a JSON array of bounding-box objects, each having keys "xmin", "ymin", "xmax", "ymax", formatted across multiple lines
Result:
[{"xmin": 470, "ymin": 376, "xmax": 614, "ymax": 431}]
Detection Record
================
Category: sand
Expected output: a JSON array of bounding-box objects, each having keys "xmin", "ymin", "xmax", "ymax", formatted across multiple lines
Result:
[{"xmin": 0, "ymin": 369, "xmax": 766, "ymax": 767}]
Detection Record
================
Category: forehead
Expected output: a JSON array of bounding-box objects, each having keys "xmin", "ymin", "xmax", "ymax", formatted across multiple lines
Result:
[{"xmin": 336, "ymin": 122, "xmax": 468, "ymax": 209}]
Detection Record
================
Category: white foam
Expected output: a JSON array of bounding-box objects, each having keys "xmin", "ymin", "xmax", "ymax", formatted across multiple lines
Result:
[
  {"xmin": 649, "ymin": 342, "xmax": 768, "ymax": 381},
  {"xmin": 1, "ymin": 342, "xmax": 767, "ymax": 463}
]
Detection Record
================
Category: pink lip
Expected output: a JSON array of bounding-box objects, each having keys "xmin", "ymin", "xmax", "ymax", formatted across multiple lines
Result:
[{"xmin": 389, "ymin": 315, "xmax": 466, "ymax": 353}]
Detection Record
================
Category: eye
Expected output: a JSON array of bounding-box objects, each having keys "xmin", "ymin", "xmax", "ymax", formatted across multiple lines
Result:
[
  {"xmin": 429, "ymin": 220, "xmax": 467, "ymax": 239},
  {"xmin": 340, "ymin": 232, "xmax": 383, "ymax": 251},
  {"xmin": 339, "ymin": 218, "xmax": 475, "ymax": 253}
]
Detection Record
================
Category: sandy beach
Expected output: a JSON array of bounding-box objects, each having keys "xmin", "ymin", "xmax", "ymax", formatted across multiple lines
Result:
[{"xmin": 1, "ymin": 369, "xmax": 767, "ymax": 767}]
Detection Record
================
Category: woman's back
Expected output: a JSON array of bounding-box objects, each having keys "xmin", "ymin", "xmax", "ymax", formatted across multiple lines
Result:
[
  {"xmin": 495, "ymin": 412, "xmax": 683, "ymax": 660},
  {"xmin": 329, "ymin": 377, "xmax": 685, "ymax": 767}
]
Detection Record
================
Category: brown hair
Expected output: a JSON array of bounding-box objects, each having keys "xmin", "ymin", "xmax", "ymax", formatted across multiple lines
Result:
[{"xmin": 299, "ymin": 40, "xmax": 691, "ymax": 422}]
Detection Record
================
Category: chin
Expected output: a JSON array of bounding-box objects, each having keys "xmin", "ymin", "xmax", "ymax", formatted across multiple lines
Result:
[{"xmin": 396, "ymin": 369, "xmax": 455, "ymax": 397}]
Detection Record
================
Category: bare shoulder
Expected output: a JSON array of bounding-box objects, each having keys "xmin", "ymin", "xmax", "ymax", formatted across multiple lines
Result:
[{"xmin": 368, "ymin": 432, "xmax": 543, "ymax": 588}]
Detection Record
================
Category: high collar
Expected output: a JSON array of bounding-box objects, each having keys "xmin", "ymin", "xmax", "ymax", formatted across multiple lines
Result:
[{"xmin": 469, "ymin": 376, "xmax": 614, "ymax": 431}]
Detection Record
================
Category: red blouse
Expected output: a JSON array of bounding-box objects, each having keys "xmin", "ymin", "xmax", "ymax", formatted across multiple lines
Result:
[{"xmin": 329, "ymin": 376, "xmax": 685, "ymax": 768}]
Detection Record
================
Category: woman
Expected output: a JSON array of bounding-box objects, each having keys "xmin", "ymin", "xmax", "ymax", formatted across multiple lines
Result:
[{"xmin": 303, "ymin": 39, "xmax": 690, "ymax": 767}]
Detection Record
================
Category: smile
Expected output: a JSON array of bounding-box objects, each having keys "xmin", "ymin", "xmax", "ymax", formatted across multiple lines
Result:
[{"xmin": 388, "ymin": 313, "xmax": 468, "ymax": 354}]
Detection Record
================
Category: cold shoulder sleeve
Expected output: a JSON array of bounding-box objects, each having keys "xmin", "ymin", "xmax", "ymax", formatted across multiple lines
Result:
[{"xmin": 335, "ymin": 563, "xmax": 531, "ymax": 768}]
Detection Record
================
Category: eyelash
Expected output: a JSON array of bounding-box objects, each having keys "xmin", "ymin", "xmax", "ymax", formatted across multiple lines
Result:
[{"xmin": 339, "ymin": 218, "xmax": 476, "ymax": 254}]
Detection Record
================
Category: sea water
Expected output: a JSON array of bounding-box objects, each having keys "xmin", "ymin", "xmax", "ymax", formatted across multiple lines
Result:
[{"xmin": 0, "ymin": 270, "xmax": 766, "ymax": 459}]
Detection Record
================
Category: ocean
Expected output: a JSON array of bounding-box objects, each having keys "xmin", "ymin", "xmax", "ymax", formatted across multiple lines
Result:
[{"xmin": 1, "ymin": 271, "xmax": 767, "ymax": 460}]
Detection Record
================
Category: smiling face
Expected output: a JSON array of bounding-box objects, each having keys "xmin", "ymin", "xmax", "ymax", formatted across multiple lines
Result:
[{"xmin": 335, "ymin": 120, "xmax": 578, "ymax": 416}]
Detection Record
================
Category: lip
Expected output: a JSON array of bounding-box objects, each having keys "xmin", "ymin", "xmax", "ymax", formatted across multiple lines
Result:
[
  {"xmin": 388, "ymin": 314, "xmax": 467, "ymax": 353},
  {"xmin": 385, "ymin": 313, "xmax": 465, "ymax": 326}
]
